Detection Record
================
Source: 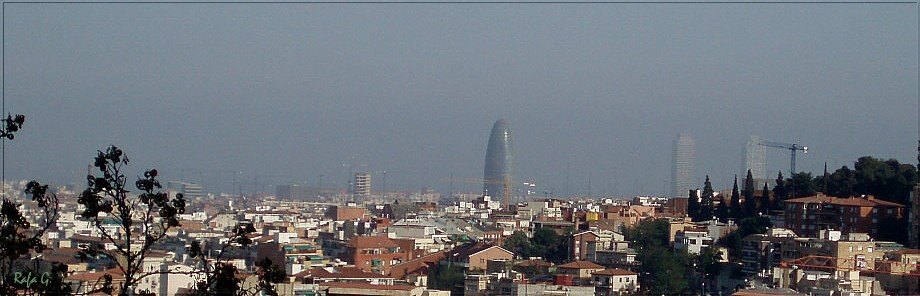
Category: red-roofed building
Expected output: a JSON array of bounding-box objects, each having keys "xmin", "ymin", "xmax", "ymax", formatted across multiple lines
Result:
[
  {"xmin": 343, "ymin": 236, "xmax": 411, "ymax": 275},
  {"xmin": 557, "ymin": 260, "xmax": 605, "ymax": 279},
  {"xmin": 784, "ymin": 194, "xmax": 905, "ymax": 237},
  {"xmin": 444, "ymin": 243, "xmax": 514, "ymax": 271},
  {"xmin": 317, "ymin": 282, "xmax": 426, "ymax": 296},
  {"xmin": 294, "ymin": 266, "xmax": 395, "ymax": 285}
]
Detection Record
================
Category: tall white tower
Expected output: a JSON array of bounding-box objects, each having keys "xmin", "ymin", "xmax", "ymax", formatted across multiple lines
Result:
[
  {"xmin": 672, "ymin": 133, "xmax": 695, "ymax": 198},
  {"xmin": 744, "ymin": 136, "xmax": 767, "ymax": 181}
]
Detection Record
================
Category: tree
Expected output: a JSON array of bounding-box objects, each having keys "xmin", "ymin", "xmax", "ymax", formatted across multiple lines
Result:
[
  {"xmin": 759, "ymin": 182, "xmax": 771, "ymax": 215},
  {"xmin": 0, "ymin": 114, "xmax": 79, "ymax": 295},
  {"xmin": 716, "ymin": 216, "xmax": 772, "ymax": 261},
  {"xmin": 75, "ymin": 146, "xmax": 186, "ymax": 296},
  {"xmin": 699, "ymin": 176, "xmax": 715, "ymax": 222},
  {"xmin": 502, "ymin": 231, "xmax": 532, "ymax": 259},
  {"xmin": 742, "ymin": 170, "xmax": 755, "ymax": 217},
  {"xmin": 851, "ymin": 157, "xmax": 917, "ymax": 204},
  {"xmin": 628, "ymin": 219, "xmax": 688, "ymax": 295},
  {"xmin": 730, "ymin": 175, "xmax": 741, "ymax": 220},
  {"xmin": 186, "ymin": 222, "xmax": 267, "ymax": 296},
  {"xmin": 790, "ymin": 172, "xmax": 816, "ymax": 198},
  {"xmin": 822, "ymin": 165, "xmax": 856, "ymax": 197},
  {"xmin": 687, "ymin": 189, "xmax": 700, "ymax": 221},
  {"xmin": 772, "ymin": 172, "xmax": 788, "ymax": 209},
  {"xmin": 427, "ymin": 263, "xmax": 465, "ymax": 295}
]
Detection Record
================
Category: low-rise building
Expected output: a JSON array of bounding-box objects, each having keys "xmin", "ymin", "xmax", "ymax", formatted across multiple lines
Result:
[{"xmin": 591, "ymin": 268, "xmax": 639, "ymax": 295}]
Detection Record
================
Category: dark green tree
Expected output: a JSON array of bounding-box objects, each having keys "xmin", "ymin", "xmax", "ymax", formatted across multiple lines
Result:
[
  {"xmin": 75, "ymin": 146, "xmax": 186, "ymax": 296},
  {"xmin": 730, "ymin": 175, "xmax": 741, "ymax": 219},
  {"xmin": 772, "ymin": 172, "xmax": 788, "ymax": 209},
  {"xmin": 428, "ymin": 263, "xmax": 465, "ymax": 295},
  {"xmin": 759, "ymin": 182, "xmax": 771, "ymax": 214},
  {"xmin": 790, "ymin": 172, "xmax": 817, "ymax": 198},
  {"xmin": 742, "ymin": 170, "xmax": 756, "ymax": 217},
  {"xmin": 716, "ymin": 216, "xmax": 772, "ymax": 261},
  {"xmin": 823, "ymin": 166, "xmax": 856, "ymax": 197},
  {"xmin": 851, "ymin": 156, "xmax": 917, "ymax": 204},
  {"xmin": 687, "ymin": 189, "xmax": 700, "ymax": 222},
  {"xmin": 628, "ymin": 219, "xmax": 688, "ymax": 295},
  {"xmin": 715, "ymin": 198, "xmax": 729, "ymax": 222},
  {"xmin": 502, "ymin": 231, "xmax": 532, "ymax": 258},
  {"xmin": 699, "ymin": 176, "xmax": 715, "ymax": 222}
]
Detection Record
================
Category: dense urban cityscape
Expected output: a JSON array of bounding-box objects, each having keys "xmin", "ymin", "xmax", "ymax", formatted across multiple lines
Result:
[
  {"xmin": 2, "ymin": 4, "xmax": 917, "ymax": 296},
  {"xmin": 0, "ymin": 116, "xmax": 916, "ymax": 296}
]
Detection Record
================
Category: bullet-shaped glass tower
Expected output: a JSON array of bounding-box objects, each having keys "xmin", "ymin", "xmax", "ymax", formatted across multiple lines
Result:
[{"xmin": 484, "ymin": 120, "xmax": 513, "ymax": 201}]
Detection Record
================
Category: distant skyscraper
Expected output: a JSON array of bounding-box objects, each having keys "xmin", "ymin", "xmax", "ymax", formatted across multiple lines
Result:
[
  {"xmin": 671, "ymin": 133, "xmax": 695, "ymax": 198},
  {"xmin": 484, "ymin": 120, "xmax": 513, "ymax": 201},
  {"xmin": 744, "ymin": 136, "xmax": 767, "ymax": 181},
  {"xmin": 353, "ymin": 172, "xmax": 371, "ymax": 198}
]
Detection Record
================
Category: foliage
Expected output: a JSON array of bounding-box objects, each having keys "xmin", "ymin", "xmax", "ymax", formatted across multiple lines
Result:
[
  {"xmin": 627, "ymin": 219, "xmax": 688, "ymax": 295},
  {"xmin": 772, "ymin": 172, "xmax": 788, "ymax": 209},
  {"xmin": 253, "ymin": 258, "xmax": 286, "ymax": 296},
  {"xmin": 502, "ymin": 228, "xmax": 568, "ymax": 263},
  {"xmin": 716, "ymin": 216, "xmax": 772, "ymax": 262},
  {"xmin": 699, "ymin": 176, "xmax": 715, "ymax": 222},
  {"xmin": 742, "ymin": 170, "xmax": 756, "ymax": 216},
  {"xmin": 186, "ymin": 223, "xmax": 259, "ymax": 296},
  {"xmin": 730, "ymin": 175, "xmax": 741, "ymax": 220},
  {"xmin": 427, "ymin": 263, "xmax": 465, "ymax": 296},
  {"xmin": 75, "ymin": 146, "xmax": 186, "ymax": 296},
  {"xmin": 759, "ymin": 182, "xmax": 771, "ymax": 215},
  {"xmin": 0, "ymin": 114, "xmax": 78, "ymax": 295},
  {"xmin": 623, "ymin": 218, "xmax": 669, "ymax": 249},
  {"xmin": 687, "ymin": 189, "xmax": 700, "ymax": 222},
  {"xmin": 790, "ymin": 172, "xmax": 817, "ymax": 198}
]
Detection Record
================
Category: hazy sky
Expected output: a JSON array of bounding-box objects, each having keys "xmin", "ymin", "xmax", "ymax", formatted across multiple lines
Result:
[{"xmin": 2, "ymin": 3, "xmax": 917, "ymax": 197}]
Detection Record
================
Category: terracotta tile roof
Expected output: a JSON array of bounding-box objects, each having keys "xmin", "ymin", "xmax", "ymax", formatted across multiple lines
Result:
[
  {"xmin": 785, "ymin": 194, "xmax": 903, "ymax": 207},
  {"xmin": 319, "ymin": 282, "xmax": 417, "ymax": 291},
  {"xmin": 65, "ymin": 268, "xmax": 124, "ymax": 281},
  {"xmin": 889, "ymin": 249, "xmax": 920, "ymax": 255},
  {"xmin": 293, "ymin": 267, "xmax": 391, "ymax": 279},
  {"xmin": 347, "ymin": 236, "xmax": 399, "ymax": 249},
  {"xmin": 42, "ymin": 247, "xmax": 83, "ymax": 265},
  {"xmin": 557, "ymin": 260, "xmax": 604, "ymax": 270},
  {"xmin": 447, "ymin": 243, "xmax": 512, "ymax": 259},
  {"xmin": 592, "ymin": 268, "xmax": 637, "ymax": 276}
]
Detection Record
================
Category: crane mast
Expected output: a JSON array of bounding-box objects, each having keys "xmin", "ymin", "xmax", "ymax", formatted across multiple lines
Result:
[{"xmin": 759, "ymin": 140, "xmax": 809, "ymax": 177}]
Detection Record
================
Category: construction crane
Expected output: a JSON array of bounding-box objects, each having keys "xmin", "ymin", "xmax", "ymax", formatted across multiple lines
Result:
[
  {"xmin": 439, "ymin": 176, "xmax": 512, "ymax": 209},
  {"xmin": 759, "ymin": 140, "xmax": 809, "ymax": 176}
]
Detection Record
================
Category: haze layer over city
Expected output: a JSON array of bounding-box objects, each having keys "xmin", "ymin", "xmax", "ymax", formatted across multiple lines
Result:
[{"xmin": 4, "ymin": 4, "xmax": 917, "ymax": 196}]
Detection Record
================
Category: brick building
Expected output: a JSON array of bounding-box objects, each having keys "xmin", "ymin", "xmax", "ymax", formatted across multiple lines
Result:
[
  {"xmin": 783, "ymin": 194, "xmax": 905, "ymax": 238},
  {"xmin": 342, "ymin": 236, "xmax": 410, "ymax": 274}
]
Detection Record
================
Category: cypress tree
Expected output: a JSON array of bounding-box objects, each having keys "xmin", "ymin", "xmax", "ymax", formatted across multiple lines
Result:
[
  {"xmin": 773, "ymin": 172, "xmax": 788, "ymax": 209},
  {"xmin": 730, "ymin": 175, "xmax": 741, "ymax": 219},
  {"xmin": 700, "ymin": 176, "xmax": 715, "ymax": 222},
  {"xmin": 760, "ymin": 182, "xmax": 771, "ymax": 214},
  {"xmin": 688, "ymin": 189, "xmax": 700, "ymax": 221},
  {"xmin": 742, "ymin": 170, "xmax": 755, "ymax": 216}
]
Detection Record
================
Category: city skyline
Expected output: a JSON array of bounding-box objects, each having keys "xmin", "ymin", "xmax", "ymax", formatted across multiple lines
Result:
[{"xmin": 2, "ymin": 4, "xmax": 916, "ymax": 196}]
